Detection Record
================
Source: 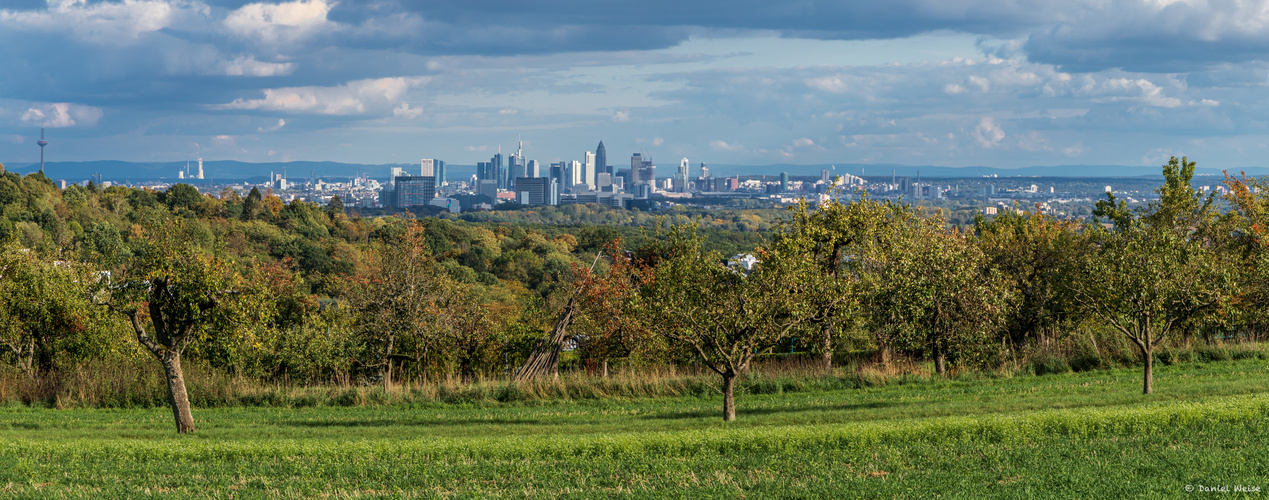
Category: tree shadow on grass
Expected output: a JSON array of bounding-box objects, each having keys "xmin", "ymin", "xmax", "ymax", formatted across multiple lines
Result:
[
  {"xmin": 640, "ymin": 400, "xmax": 904, "ymax": 421},
  {"xmin": 274, "ymin": 417, "xmax": 546, "ymax": 428}
]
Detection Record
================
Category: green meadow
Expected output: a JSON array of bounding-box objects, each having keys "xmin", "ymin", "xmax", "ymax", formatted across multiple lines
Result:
[{"xmin": 2, "ymin": 358, "xmax": 1268, "ymax": 498}]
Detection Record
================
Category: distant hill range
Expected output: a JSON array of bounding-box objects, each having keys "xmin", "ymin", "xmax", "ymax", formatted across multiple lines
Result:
[
  {"xmin": 708, "ymin": 163, "xmax": 1269, "ymax": 179},
  {"xmin": 4, "ymin": 160, "xmax": 425, "ymax": 183},
  {"xmin": 5, "ymin": 160, "xmax": 1268, "ymax": 183}
]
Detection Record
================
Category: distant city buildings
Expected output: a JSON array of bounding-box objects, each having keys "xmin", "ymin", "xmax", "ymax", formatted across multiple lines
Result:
[
  {"xmin": 514, "ymin": 177, "xmax": 558, "ymax": 206},
  {"xmin": 595, "ymin": 141, "xmax": 608, "ymax": 175},
  {"xmin": 395, "ymin": 175, "xmax": 437, "ymax": 208}
]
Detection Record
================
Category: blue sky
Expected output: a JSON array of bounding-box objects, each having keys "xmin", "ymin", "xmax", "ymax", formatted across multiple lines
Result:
[{"xmin": 2, "ymin": 0, "xmax": 1269, "ymax": 171}]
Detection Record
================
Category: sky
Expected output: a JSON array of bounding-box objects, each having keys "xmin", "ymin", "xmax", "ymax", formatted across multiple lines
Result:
[{"xmin": 3, "ymin": 0, "xmax": 1269, "ymax": 172}]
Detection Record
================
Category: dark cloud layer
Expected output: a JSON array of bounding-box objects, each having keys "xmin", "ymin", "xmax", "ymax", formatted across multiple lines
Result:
[{"xmin": 4, "ymin": 0, "xmax": 1269, "ymax": 168}]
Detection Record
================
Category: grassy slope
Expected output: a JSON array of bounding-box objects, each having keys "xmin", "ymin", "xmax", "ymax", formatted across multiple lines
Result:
[{"xmin": 1, "ymin": 359, "xmax": 1268, "ymax": 498}]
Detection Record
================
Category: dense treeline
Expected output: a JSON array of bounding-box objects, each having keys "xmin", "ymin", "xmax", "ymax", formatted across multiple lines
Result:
[{"xmin": 1, "ymin": 157, "xmax": 1268, "ymax": 428}]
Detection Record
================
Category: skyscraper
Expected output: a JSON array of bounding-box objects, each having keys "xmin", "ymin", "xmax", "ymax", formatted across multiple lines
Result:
[
  {"xmin": 596, "ymin": 141, "xmax": 608, "ymax": 175},
  {"xmin": 679, "ymin": 157, "xmax": 690, "ymax": 178},
  {"xmin": 549, "ymin": 162, "xmax": 565, "ymax": 192},
  {"xmin": 493, "ymin": 151, "xmax": 505, "ymax": 190},
  {"xmin": 639, "ymin": 157, "xmax": 655, "ymax": 188},
  {"xmin": 420, "ymin": 159, "xmax": 447, "ymax": 186},
  {"xmin": 568, "ymin": 160, "xmax": 582, "ymax": 191},
  {"xmin": 583, "ymin": 151, "xmax": 596, "ymax": 189},
  {"xmin": 630, "ymin": 153, "xmax": 642, "ymax": 184}
]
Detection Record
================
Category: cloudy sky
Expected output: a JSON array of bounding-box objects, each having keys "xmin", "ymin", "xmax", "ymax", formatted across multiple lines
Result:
[{"xmin": 2, "ymin": 0, "xmax": 1269, "ymax": 171}]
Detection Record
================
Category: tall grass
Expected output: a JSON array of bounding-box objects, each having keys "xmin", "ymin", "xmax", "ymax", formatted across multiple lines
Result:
[{"xmin": 3, "ymin": 339, "xmax": 1266, "ymax": 409}]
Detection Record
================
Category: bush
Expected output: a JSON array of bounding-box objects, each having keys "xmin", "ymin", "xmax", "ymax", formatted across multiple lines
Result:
[
  {"xmin": 1029, "ymin": 354, "xmax": 1072, "ymax": 376},
  {"xmin": 1069, "ymin": 353, "xmax": 1106, "ymax": 372}
]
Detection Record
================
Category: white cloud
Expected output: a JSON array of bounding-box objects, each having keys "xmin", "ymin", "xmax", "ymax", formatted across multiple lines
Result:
[
  {"xmin": 793, "ymin": 137, "xmax": 815, "ymax": 147},
  {"xmin": 218, "ymin": 77, "xmax": 429, "ymax": 115},
  {"xmin": 257, "ymin": 118, "xmax": 286, "ymax": 132},
  {"xmin": 652, "ymin": 137, "xmax": 664, "ymax": 146},
  {"xmin": 1018, "ymin": 131, "xmax": 1050, "ymax": 152},
  {"xmin": 393, "ymin": 102, "xmax": 423, "ymax": 119},
  {"xmin": 20, "ymin": 103, "xmax": 103, "ymax": 128},
  {"xmin": 974, "ymin": 117, "xmax": 1006, "ymax": 148},
  {"xmin": 498, "ymin": 108, "xmax": 518, "ymax": 115},
  {"xmin": 224, "ymin": 0, "xmax": 334, "ymax": 44},
  {"xmin": 710, "ymin": 140, "xmax": 744, "ymax": 151},
  {"xmin": 943, "ymin": 83, "xmax": 967, "ymax": 95},
  {"xmin": 806, "ymin": 75, "xmax": 849, "ymax": 93},
  {"xmin": 967, "ymin": 75, "xmax": 991, "ymax": 92},
  {"xmin": 1082, "ymin": 77, "xmax": 1183, "ymax": 108},
  {"xmin": 611, "ymin": 110, "xmax": 631, "ymax": 122},
  {"xmin": 220, "ymin": 56, "xmax": 294, "ymax": 77},
  {"xmin": 0, "ymin": 0, "xmax": 176, "ymax": 44}
]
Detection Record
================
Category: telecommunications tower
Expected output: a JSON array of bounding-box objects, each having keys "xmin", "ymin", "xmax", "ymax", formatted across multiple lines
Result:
[{"xmin": 37, "ymin": 127, "xmax": 48, "ymax": 174}]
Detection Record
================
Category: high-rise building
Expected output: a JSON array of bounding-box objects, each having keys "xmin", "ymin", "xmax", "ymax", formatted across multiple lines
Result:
[
  {"xmin": 514, "ymin": 177, "xmax": 558, "ymax": 206},
  {"xmin": 197, "ymin": 158, "xmax": 204, "ymax": 180},
  {"xmin": 493, "ymin": 152, "xmax": 505, "ymax": 190},
  {"xmin": 395, "ymin": 175, "xmax": 437, "ymax": 208},
  {"xmin": 421, "ymin": 159, "xmax": 446, "ymax": 188},
  {"xmin": 508, "ymin": 154, "xmax": 526, "ymax": 188},
  {"xmin": 478, "ymin": 179, "xmax": 499, "ymax": 205},
  {"xmin": 639, "ymin": 157, "xmax": 655, "ymax": 188},
  {"xmin": 679, "ymin": 157, "xmax": 690, "ymax": 179},
  {"xmin": 568, "ymin": 160, "xmax": 583, "ymax": 192},
  {"xmin": 780, "ymin": 172, "xmax": 789, "ymax": 192},
  {"xmin": 549, "ymin": 162, "xmax": 565, "ymax": 192},
  {"xmin": 583, "ymin": 151, "xmax": 596, "ymax": 189},
  {"xmin": 527, "ymin": 159, "xmax": 539, "ymax": 179},
  {"xmin": 630, "ymin": 153, "xmax": 642, "ymax": 184},
  {"xmin": 596, "ymin": 141, "xmax": 608, "ymax": 175},
  {"xmin": 700, "ymin": 163, "xmax": 710, "ymax": 179},
  {"xmin": 821, "ymin": 169, "xmax": 830, "ymax": 184}
]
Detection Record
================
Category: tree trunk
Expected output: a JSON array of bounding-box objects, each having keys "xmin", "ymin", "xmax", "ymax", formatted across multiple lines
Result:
[
  {"xmin": 934, "ymin": 345, "xmax": 947, "ymax": 377},
  {"xmin": 602, "ymin": 359, "xmax": 609, "ymax": 378},
  {"xmin": 384, "ymin": 361, "xmax": 393, "ymax": 391},
  {"xmin": 721, "ymin": 370, "xmax": 737, "ymax": 422},
  {"xmin": 515, "ymin": 295, "xmax": 577, "ymax": 381},
  {"xmin": 160, "ymin": 351, "xmax": 196, "ymax": 434},
  {"xmin": 878, "ymin": 342, "xmax": 892, "ymax": 367},
  {"xmin": 821, "ymin": 321, "xmax": 833, "ymax": 370},
  {"xmin": 1140, "ymin": 343, "xmax": 1154, "ymax": 395}
]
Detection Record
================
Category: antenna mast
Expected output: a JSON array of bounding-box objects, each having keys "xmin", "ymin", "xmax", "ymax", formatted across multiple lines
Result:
[{"xmin": 37, "ymin": 127, "xmax": 48, "ymax": 174}]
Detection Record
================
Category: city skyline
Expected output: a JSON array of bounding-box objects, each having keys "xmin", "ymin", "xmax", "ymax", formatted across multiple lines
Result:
[{"xmin": 4, "ymin": 2, "xmax": 1269, "ymax": 171}]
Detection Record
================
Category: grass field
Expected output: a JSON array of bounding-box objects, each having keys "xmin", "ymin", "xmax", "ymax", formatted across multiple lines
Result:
[{"xmin": 1, "ymin": 359, "xmax": 1268, "ymax": 498}]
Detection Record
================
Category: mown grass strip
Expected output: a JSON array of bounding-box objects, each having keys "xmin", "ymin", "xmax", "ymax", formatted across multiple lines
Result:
[{"xmin": 5, "ymin": 393, "xmax": 1267, "ymax": 465}]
